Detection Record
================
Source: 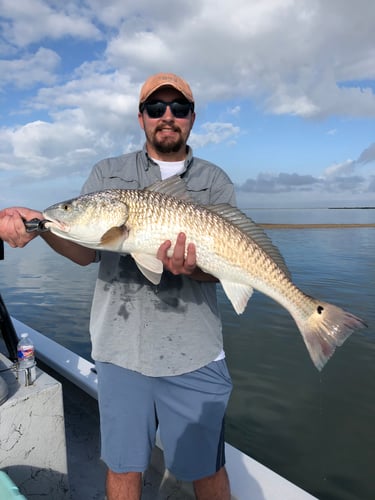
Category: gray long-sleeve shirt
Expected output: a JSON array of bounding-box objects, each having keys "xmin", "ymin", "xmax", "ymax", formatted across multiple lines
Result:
[{"xmin": 82, "ymin": 146, "xmax": 236, "ymax": 376}]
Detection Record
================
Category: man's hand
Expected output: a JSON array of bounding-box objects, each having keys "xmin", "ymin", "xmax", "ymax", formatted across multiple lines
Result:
[
  {"xmin": 157, "ymin": 232, "xmax": 197, "ymax": 276},
  {"xmin": 157, "ymin": 232, "xmax": 218, "ymax": 282},
  {"xmin": 0, "ymin": 207, "xmax": 43, "ymax": 248}
]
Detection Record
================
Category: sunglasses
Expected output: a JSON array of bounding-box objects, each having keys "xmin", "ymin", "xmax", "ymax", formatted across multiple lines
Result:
[{"xmin": 140, "ymin": 100, "xmax": 194, "ymax": 119}]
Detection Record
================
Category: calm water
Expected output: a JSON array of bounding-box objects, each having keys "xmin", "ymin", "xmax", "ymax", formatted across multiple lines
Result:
[{"xmin": 0, "ymin": 208, "xmax": 374, "ymax": 500}]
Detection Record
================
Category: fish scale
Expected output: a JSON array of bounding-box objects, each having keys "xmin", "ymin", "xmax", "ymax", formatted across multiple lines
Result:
[
  {"xmin": 128, "ymin": 192, "xmax": 273, "ymax": 287},
  {"xmin": 43, "ymin": 176, "xmax": 367, "ymax": 371}
]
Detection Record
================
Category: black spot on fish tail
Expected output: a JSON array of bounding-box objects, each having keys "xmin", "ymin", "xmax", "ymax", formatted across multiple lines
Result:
[{"xmin": 294, "ymin": 300, "xmax": 367, "ymax": 370}]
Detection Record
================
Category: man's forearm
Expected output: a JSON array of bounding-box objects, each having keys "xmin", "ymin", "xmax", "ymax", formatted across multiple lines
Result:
[
  {"xmin": 41, "ymin": 232, "xmax": 96, "ymax": 266},
  {"xmin": 189, "ymin": 267, "xmax": 218, "ymax": 282}
]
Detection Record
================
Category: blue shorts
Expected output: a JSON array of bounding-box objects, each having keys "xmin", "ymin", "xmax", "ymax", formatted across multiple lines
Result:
[{"xmin": 96, "ymin": 360, "xmax": 233, "ymax": 481}]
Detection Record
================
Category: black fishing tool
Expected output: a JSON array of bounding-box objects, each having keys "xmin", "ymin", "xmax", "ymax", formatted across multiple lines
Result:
[{"xmin": 23, "ymin": 218, "xmax": 50, "ymax": 233}]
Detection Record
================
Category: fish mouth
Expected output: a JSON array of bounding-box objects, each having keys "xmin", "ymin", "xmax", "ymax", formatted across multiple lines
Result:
[{"xmin": 42, "ymin": 215, "xmax": 69, "ymax": 232}]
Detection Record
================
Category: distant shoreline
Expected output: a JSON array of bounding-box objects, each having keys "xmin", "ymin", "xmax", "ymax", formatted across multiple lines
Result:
[
  {"xmin": 259, "ymin": 223, "xmax": 375, "ymax": 229},
  {"xmin": 329, "ymin": 207, "xmax": 375, "ymax": 210}
]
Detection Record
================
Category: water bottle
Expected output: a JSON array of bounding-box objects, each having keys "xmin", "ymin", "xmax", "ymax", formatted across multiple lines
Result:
[{"xmin": 17, "ymin": 333, "xmax": 36, "ymax": 385}]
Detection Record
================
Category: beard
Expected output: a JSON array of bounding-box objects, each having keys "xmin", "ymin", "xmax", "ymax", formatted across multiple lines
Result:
[{"xmin": 148, "ymin": 125, "xmax": 185, "ymax": 154}]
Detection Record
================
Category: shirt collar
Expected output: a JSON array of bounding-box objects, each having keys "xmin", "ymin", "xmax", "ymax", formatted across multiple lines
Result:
[{"xmin": 142, "ymin": 144, "xmax": 193, "ymax": 174}]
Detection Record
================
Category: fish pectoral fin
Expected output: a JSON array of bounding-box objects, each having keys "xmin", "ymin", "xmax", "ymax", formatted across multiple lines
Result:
[
  {"xmin": 131, "ymin": 253, "xmax": 163, "ymax": 285},
  {"xmin": 220, "ymin": 280, "xmax": 254, "ymax": 315},
  {"xmin": 101, "ymin": 225, "xmax": 129, "ymax": 249}
]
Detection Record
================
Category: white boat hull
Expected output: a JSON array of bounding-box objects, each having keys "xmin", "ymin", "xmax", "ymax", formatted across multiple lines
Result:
[{"xmin": 9, "ymin": 317, "xmax": 317, "ymax": 500}]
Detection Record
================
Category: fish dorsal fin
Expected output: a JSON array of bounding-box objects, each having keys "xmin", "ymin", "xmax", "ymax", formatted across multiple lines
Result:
[
  {"xmin": 207, "ymin": 204, "xmax": 292, "ymax": 279},
  {"xmin": 220, "ymin": 280, "xmax": 254, "ymax": 315},
  {"xmin": 131, "ymin": 252, "xmax": 163, "ymax": 285},
  {"xmin": 145, "ymin": 175, "xmax": 192, "ymax": 201}
]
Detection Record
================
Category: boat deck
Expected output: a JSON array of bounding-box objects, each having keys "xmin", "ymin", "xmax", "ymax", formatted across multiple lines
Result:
[
  {"xmin": 42, "ymin": 362, "xmax": 195, "ymax": 499},
  {"xmin": 1, "ymin": 321, "xmax": 318, "ymax": 500}
]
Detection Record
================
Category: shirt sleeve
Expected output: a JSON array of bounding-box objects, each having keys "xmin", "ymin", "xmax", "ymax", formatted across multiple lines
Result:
[
  {"xmin": 208, "ymin": 168, "xmax": 237, "ymax": 207},
  {"xmin": 80, "ymin": 160, "xmax": 106, "ymax": 195}
]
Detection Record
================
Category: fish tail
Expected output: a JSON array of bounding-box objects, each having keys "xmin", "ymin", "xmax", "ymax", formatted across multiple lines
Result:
[{"xmin": 294, "ymin": 299, "xmax": 367, "ymax": 371}]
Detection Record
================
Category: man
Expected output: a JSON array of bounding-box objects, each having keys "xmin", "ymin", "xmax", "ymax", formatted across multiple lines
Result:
[{"xmin": 1, "ymin": 73, "xmax": 235, "ymax": 500}]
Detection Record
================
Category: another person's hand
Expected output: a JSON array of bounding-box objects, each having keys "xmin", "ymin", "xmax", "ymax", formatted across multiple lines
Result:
[{"xmin": 0, "ymin": 207, "xmax": 43, "ymax": 248}]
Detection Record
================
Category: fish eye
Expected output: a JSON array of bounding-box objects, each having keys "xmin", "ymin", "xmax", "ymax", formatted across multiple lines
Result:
[{"xmin": 63, "ymin": 204, "xmax": 69, "ymax": 211}]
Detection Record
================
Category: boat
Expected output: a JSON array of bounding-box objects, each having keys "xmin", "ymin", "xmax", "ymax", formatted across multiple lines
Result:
[{"xmin": 0, "ymin": 293, "xmax": 318, "ymax": 499}]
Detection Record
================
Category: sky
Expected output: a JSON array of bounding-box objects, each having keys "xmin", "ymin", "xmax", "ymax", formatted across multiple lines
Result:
[{"xmin": 0, "ymin": 0, "xmax": 374, "ymax": 209}]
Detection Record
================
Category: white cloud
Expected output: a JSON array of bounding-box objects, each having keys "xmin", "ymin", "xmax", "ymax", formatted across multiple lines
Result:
[
  {"xmin": 1, "ymin": 0, "xmax": 375, "ymax": 116},
  {"xmin": 0, "ymin": 0, "xmax": 374, "ymax": 208},
  {"xmin": 92, "ymin": 0, "xmax": 375, "ymax": 117},
  {"xmin": 235, "ymin": 169, "xmax": 371, "ymax": 208},
  {"xmin": 106, "ymin": 31, "xmax": 173, "ymax": 71},
  {"xmin": 323, "ymin": 159, "xmax": 356, "ymax": 179},
  {"xmin": 0, "ymin": 0, "xmax": 100, "ymax": 47},
  {"xmin": 0, "ymin": 118, "xmax": 95, "ymax": 177},
  {"xmin": 358, "ymin": 142, "xmax": 375, "ymax": 164},
  {"xmin": 190, "ymin": 123, "xmax": 240, "ymax": 148},
  {"xmin": 0, "ymin": 47, "xmax": 60, "ymax": 88},
  {"xmin": 88, "ymin": 0, "xmax": 199, "ymax": 29},
  {"xmin": 227, "ymin": 106, "xmax": 241, "ymax": 116}
]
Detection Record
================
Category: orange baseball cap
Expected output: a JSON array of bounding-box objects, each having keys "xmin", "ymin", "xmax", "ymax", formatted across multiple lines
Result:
[{"xmin": 139, "ymin": 73, "xmax": 194, "ymax": 104}]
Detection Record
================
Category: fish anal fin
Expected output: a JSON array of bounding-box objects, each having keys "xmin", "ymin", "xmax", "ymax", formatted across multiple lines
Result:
[
  {"xmin": 101, "ymin": 226, "xmax": 129, "ymax": 249},
  {"xmin": 220, "ymin": 280, "xmax": 254, "ymax": 315},
  {"xmin": 131, "ymin": 252, "xmax": 163, "ymax": 285}
]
